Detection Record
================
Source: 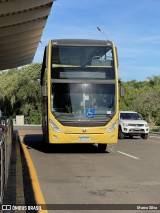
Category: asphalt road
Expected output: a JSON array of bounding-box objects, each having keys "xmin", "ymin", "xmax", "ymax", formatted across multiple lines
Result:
[{"xmin": 18, "ymin": 129, "xmax": 160, "ymax": 213}]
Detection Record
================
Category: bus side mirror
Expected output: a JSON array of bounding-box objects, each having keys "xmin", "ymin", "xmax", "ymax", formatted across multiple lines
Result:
[
  {"xmin": 43, "ymin": 83, "xmax": 48, "ymax": 97},
  {"xmin": 120, "ymin": 86, "xmax": 125, "ymax": 97}
]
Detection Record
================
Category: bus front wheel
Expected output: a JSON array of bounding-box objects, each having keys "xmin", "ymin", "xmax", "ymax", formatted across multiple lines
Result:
[
  {"xmin": 98, "ymin": 144, "xmax": 107, "ymax": 152},
  {"xmin": 43, "ymin": 132, "xmax": 49, "ymax": 144}
]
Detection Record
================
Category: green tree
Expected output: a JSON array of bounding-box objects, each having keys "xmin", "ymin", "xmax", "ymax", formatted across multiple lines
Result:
[
  {"xmin": 119, "ymin": 75, "xmax": 160, "ymax": 125},
  {"xmin": 0, "ymin": 63, "xmax": 42, "ymax": 124}
]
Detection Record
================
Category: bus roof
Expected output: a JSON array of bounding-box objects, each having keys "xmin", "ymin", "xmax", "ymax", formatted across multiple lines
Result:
[{"xmin": 51, "ymin": 39, "xmax": 113, "ymax": 46}]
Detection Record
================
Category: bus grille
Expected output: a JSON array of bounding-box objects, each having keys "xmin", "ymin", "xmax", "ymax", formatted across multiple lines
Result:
[{"xmin": 59, "ymin": 121, "xmax": 108, "ymax": 127}]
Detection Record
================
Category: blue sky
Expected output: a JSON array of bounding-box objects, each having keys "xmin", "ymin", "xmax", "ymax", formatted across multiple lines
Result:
[{"xmin": 34, "ymin": 0, "xmax": 160, "ymax": 82}]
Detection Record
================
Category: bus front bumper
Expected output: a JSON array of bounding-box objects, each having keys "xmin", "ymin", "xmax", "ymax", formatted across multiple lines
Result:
[{"xmin": 48, "ymin": 132, "xmax": 118, "ymax": 144}]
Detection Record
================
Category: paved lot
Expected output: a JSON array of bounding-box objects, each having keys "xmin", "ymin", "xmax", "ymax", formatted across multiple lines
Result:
[{"xmin": 17, "ymin": 129, "xmax": 160, "ymax": 213}]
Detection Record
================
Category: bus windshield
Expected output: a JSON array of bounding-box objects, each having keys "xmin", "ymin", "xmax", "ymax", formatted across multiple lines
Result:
[{"xmin": 51, "ymin": 83, "xmax": 115, "ymax": 121}]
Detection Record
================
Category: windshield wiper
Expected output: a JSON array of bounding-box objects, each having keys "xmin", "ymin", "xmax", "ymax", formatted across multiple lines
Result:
[
  {"xmin": 54, "ymin": 112, "xmax": 75, "ymax": 119},
  {"xmin": 54, "ymin": 112, "xmax": 63, "ymax": 119},
  {"xmin": 94, "ymin": 113, "xmax": 112, "ymax": 119}
]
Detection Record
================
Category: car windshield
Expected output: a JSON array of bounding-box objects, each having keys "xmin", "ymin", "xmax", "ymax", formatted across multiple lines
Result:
[{"xmin": 120, "ymin": 112, "xmax": 142, "ymax": 120}]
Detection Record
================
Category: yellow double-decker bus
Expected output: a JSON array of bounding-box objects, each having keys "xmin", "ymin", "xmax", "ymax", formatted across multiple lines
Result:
[{"xmin": 40, "ymin": 39, "xmax": 119, "ymax": 151}]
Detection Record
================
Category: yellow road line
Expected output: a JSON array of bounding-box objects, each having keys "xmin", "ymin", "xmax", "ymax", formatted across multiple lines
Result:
[{"xmin": 19, "ymin": 135, "xmax": 48, "ymax": 213}]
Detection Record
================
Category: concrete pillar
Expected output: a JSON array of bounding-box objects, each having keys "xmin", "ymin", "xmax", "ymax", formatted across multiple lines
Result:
[{"xmin": 16, "ymin": 115, "xmax": 24, "ymax": 125}]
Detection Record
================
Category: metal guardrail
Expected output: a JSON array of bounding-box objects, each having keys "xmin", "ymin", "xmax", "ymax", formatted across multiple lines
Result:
[{"xmin": 0, "ymin": 117, "xmax": 13, "ymax": 204}]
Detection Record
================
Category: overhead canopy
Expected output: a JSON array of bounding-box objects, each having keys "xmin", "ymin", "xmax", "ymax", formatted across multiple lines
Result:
[{"xmin": 0, "ymin": 0, "xmax": 54, "ymax": 71}]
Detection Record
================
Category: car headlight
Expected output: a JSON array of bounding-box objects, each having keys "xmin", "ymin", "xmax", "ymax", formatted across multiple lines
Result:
[
  {"xmin": 107, "ymin": 120, "xmax": 118, "ymax": 133},
  {"xmin": 145, "ymin": 124, "xmax": 149, "ymax": 127},
  {"xmin": 49, "ymin": 119, "xmax": 62, "ymax": 133}
]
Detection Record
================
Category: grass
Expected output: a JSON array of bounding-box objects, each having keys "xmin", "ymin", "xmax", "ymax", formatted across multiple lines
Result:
[{"xmin": 150, "ymin": 126, "xmax": 160, "ymax": 132}]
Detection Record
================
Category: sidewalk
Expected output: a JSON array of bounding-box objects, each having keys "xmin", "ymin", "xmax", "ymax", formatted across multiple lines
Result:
[{"xmin": 2, "ymin": 131, "xmax": 37, "ymax": 213}]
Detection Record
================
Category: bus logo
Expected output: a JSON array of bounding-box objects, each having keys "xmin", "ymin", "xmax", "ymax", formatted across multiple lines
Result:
[{"xmin": 82, "ymin": 128, "xmax": 87, "ymax": 133}]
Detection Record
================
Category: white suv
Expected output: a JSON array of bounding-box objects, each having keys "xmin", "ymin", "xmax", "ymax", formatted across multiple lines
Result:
[{"xmin": 119, "ymin": 111, "xmax": 149, "ymax": 139}]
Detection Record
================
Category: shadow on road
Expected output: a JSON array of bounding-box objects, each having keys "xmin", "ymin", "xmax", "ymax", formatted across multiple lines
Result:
[
  {"xmin": 23, "ymin": 134, "xmax": 109, "ymax": 154},
  {"xmin": 120, "ymin": 136, "xmax": 143, "ymax": 140}
]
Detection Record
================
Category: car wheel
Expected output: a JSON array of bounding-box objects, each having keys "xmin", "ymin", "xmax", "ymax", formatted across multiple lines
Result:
[
  {"xmin": 118, "ymin": 128, "xmax": 125, "ymax": 139},
  {"xmin": 141, "ymin": 134, "xmax": 148, "ymax": 139}
]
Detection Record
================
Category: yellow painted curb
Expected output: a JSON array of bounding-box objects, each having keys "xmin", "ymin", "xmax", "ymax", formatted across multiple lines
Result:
[
  {"xmin": 16, "ymin": 141, "xmax": 25, "ymax": 204},
  {"xmin": 19, "ymin": 135, "xmax": 48, "ymax": 213}
]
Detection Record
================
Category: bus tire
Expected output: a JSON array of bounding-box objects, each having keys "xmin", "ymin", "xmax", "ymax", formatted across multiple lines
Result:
[
  {"xmin": 98, "ymin": 144, "xmax": 107, "ymax": 152},
  {"xmin": 43, "ymin": 133, "xmax": 49, "ymax": 144}
]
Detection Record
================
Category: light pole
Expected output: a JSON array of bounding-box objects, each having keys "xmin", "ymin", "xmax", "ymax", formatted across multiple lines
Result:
[{"xmin": 97, "ymin": 27, "xmax": 108, "ymax": 40}]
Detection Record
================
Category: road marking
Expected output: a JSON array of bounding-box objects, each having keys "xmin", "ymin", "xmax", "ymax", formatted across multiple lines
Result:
[
  {"xmin": 19, "ymin": 134, "xmax": 48, "ymax": 213},
  {"xmin": 150, "ymin": 135, "xmax": 160, "ymax": 139},
  {"xmin": 117, "ymin": 151, "xmax": 139, "ymax": 160}
]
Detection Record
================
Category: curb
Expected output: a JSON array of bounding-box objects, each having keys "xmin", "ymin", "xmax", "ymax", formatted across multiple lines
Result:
[{"xmin": 150, "ymin": 131, "xmax": 160, "ymax": 135}]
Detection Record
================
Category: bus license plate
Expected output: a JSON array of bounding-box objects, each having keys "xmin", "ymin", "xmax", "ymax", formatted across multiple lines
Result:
[{"xmin": 79, "ymin": 136, "xmax": 90, "ymax": 141}]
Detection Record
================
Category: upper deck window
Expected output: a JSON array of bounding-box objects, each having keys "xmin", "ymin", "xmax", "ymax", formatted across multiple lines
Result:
[{"xmin": 51, "ymin": 45, "xmax": 115, "ymax": 80}]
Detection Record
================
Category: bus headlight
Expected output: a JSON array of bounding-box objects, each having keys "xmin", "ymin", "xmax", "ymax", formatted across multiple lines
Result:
[
  {"xmin": 49, "ymin": 119, "xmax": 62, "ymax": 133},
  {"xmin": 106, "ymin": 120, "xmax": 118, "ymax": 133}
]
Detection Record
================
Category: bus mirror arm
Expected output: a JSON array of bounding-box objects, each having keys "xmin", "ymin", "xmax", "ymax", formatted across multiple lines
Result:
[
  {"xmin": 120, "ymin": 86, "xmax": 124, "ymax": 97},
  {"xmin": 118, "ymin": 79, "xmax": 124, "ymax": 97},
  {"xmin": 43, "ymin": 83, "xmax": 48, "ymax": 97}
]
